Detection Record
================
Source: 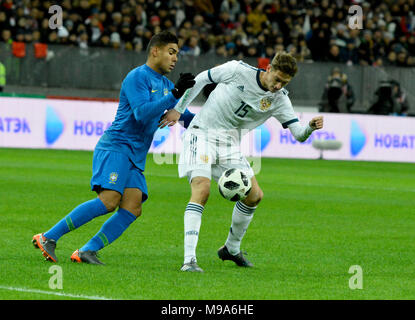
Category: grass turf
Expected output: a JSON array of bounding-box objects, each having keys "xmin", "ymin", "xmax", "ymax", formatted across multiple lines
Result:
[{"xmin": 0, "ymin": 148, "xmax": 414, "ymax": 300}]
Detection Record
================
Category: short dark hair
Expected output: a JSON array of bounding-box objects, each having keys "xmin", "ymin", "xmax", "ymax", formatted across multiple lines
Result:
[
  {"xmin": 146, "ymin": 30, "xmax": 178, "ymax": 55},
  {"xmin": 271, "ymin": 52, "xmax": 298, "ymax": 77}
]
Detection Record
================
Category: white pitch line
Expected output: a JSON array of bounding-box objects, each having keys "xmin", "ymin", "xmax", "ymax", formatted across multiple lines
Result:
[{"xmin": 0, "ymin": 285, "xmax": 114, "ymax": 300}]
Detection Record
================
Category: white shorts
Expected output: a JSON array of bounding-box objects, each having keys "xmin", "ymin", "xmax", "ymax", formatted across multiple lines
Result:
[{"xmin": 178, "ymin": 127, "xmax": 254, "ymax": 183}]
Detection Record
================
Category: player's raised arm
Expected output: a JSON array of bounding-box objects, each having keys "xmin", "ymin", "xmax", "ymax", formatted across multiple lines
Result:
[{"xmin": 175, "ymin": 60, "xmax": 238, "ymax": 114}]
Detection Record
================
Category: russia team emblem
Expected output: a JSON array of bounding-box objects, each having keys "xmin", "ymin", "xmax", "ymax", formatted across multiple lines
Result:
[{"xmin": 260, "ymin": 97, "xmax": 272, "ymax": 111}]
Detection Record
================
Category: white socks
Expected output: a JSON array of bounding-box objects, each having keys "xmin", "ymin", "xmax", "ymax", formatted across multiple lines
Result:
[
  {"xmin": 184, "ymin": 202, "xmax": 204, "ymax": 264},
  {"xmin": 183, "ymin": 201, "xmax": 256, "ymax": 264},
  {"xmin": 225, "ymin": 201, "xmax": 256, "ymax": 255}
]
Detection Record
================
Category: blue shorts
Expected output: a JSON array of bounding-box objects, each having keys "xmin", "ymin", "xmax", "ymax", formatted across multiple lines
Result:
[{"xmin": 90, "ymin": 149, "xmax": 148, "ymax": 202}]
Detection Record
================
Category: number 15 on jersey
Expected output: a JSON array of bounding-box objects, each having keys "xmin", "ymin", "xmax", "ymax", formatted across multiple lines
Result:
[{"xmin": 234, "ymin": 101, "xmax": 252, "ymax": 118}]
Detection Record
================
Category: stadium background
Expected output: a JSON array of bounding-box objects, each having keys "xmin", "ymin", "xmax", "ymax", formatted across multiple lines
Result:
[
  {"xmin": 1, "ymin": 0, "xmax": 415, "ymax": 301},
  {"xmin": 0, "ymin": 0, "xmax": 414, "ymax": 113}
]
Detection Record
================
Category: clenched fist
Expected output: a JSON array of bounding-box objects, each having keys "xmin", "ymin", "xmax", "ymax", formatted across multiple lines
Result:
[{"xmin": 309, "ymin": 116, "xmax": 324, "ymax": 130}]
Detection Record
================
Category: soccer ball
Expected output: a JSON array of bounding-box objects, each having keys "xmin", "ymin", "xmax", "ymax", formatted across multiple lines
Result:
[{"xmin": 218, "ymin": 168, "xmax": 252, "ymax": 202}]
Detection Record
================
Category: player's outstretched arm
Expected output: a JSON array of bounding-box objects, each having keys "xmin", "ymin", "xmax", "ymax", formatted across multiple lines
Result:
[
  {"xmin": 159, "ymin": 109, "xmax": 181, "ymax": 128},
  {"xmin": 159, "ymin": 108, "xmax": 195, "ymax": 128},
  {"xmin": 173, "ymin": 70, "xmax": 212, "ymax": 114},
  {"xmin": 288, "ymin": 116, "xmax": 324, "ymax": 142},
  {"xmin": 159, "ymin": 70, "xmax": 213, "ymax": 128}
]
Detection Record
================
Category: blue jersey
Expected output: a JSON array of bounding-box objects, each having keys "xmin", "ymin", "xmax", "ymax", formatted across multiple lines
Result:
[{"xmin": 95, "ymin": 64, "xmax": 194, "ymax": 171}]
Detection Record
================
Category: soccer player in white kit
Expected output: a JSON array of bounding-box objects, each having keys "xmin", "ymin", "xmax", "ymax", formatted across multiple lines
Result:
[{"xmin": 160, "ymin": 52, "xmax": 324, "ymax": 272}]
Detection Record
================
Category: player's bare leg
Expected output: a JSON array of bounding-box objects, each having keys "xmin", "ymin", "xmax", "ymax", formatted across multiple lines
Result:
[
  {"xmin": 241, "ymin": 176, "xmax": 264, "ymax": 208},
  {"xmin": 189, "ymin": 176, "xmax": 211, "ymax": 206},
  {"xmin": 98, "ymin": 189, "xmax": 122, "ymax": 212},
  {"xmin": 181, "ymin": 176, "xmax": 210, "ymax": 272},
  {"xmin": 219, "ymin": 176, "xmax": 263, "ymax": 267},
  {"xmin": 119, "ymin": 188, "xmax": 143, "ymax": 218}
]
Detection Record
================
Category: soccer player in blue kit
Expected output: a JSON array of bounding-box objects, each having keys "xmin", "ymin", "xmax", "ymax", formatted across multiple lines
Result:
[{"xmin": 32, "ymin": 31, "xmax": 196, "ymax": 264}]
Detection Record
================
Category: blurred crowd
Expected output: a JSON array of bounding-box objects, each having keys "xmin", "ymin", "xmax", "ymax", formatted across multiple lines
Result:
[{"xmin": 1, "ymin": 0, "xmax": 415, "ymax": 66}]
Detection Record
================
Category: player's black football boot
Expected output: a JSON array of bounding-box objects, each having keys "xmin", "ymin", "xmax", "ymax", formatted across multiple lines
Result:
[
  {"xmin": 71, "ymin": 249, "xmax": 105, "ymax": 265},
  {"xmin": 32, "ymin": 233, "xmax": 58, "ymax": 263},
  {"xmin": 217, "ymin": 245, "xmax": 253, "ymax": 267},
  {"xmin": 180, "ymin": 257, "xmax": 204, "ymax": 272}
]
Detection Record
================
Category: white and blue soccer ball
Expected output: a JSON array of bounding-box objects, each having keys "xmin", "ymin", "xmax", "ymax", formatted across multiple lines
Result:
[{"xmin": 218, "ymin": 168, "xmax": 252, "ymax": 202}]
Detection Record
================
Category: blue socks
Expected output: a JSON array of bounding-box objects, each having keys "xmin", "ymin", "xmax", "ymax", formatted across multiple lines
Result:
[
  {"xmin": 44, "ymin": 198, "xmax": 137, "ymax": 253},
  {"xmin": 44, "ymin": 198, "xmax": 108, "ymax": 241},
  {"xmin": 80, "ymin": 208, "xmax": 137, "ymax": 252}
]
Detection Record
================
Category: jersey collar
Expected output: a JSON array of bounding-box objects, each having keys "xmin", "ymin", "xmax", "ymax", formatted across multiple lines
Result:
[
  {"xmin": 256, "ymin": 69, "xmax": 290, "ymax": 96},
  {"xmin": 144, "ymin": 64, "xmax": 163, "ymax": 79},
  {"xmin": 256, "ymin": 69, "xmax": 268, "ymax": 92}
]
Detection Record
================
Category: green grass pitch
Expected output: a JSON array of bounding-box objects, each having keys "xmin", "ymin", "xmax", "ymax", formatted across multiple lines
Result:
[{"xmin": 0, "ymin": 148, "xmax": 414, "ymax": 300}]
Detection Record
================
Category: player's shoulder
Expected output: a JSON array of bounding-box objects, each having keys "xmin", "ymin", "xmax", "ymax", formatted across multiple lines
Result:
[
  {"xmin": 124, "ymin": 64, "xmax": 166, "ymax": 86},
  {"xmin": 212, "ymin": 59, "xmax": 240, "ymax": 71},
  {"xmin": 129, "ymin": 64, "xmax": 150, "ymax": 78},
  {"xmin": 279, "ymin": 88, "xmax": 290, "ymax": 96},
  {"xmin": 237, "ymin": 60, "xmax": 259, "ymax": 72},
  {"xmin": 271, "ymin": 88, "xmax": 292, "ymax": 109},
  {"xmin": 217, "ymin": 60, "xmax": 258, "ymax": 80},
  {"xmin": 124, "ymin": 65, "xmax": 144, "ymax": 83}
]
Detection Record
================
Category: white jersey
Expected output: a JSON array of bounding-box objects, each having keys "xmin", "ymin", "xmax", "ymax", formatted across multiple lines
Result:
[{"xmin": 175, "ymin": 60, "xmax": 301, "ymax": 134}]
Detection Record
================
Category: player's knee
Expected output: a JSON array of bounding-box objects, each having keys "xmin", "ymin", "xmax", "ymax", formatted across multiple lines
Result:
[
  {"xmin": 191, "ymin": 188, "xmax": 210, "ymax": 206},
  {"xmin": 245, "ymin": 188, "xmax": 263, "ymax": 207},
  {"xmin": 98, "ymin": 191, "xmax": 121, "ymax": 212},
  {"xmin": 103, "ymin": 200, "xmax": 119, "ymax": 213},
  {"xmin": 256, "ymin": 189, "xmax": 264, "ymax": 204},
  {"xmin": 190, "ymin": 177, "xmax": 211, "ymax": 206},
  {"xmin": 127, "ymin": 206, "xmax": 142, "ymax": 218}
]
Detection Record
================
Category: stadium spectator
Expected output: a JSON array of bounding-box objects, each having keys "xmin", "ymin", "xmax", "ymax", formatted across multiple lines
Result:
[
  {"xmin": 341, "ymin": 39, "xmax": 359, "ymax": 65},
  {"xmin": 368, "ymin": 80, "xmax": 410, "ymax": 116},
  {"xmin": 97, "ymin": 32, "xmax": 111, "ymax": 48},
  {"xmin": 192, "ymin": 14, "xmax": 211, "ymax": 36},
  {"xmin": 1, "ymin": 29, "xmax": 13, "ymax": 44},
  {"xmin": 0, "ymin": 0, "xmax": 413, "ymax": 68},
  {"xmin": 0, "ymin": 11, "xmax": 10, "ymax": 31},
  {"xmin": 326, "ymin": 44, "xmax": 342, "ymax": 62},
  {"xmin": 181, "ymin": 35, "xmax": 201, "ymax": 56},
  {"xmin": 78, "ymin": 31, "xmax": 89, "ymax": 50},
  {"xmin": 319, "ymin": 67, "xmax": 355, "ymax": 113},
  {"xmin": 0, "ymin": 60, "xmax": 5, "ymax": 92},
  {"xmin": 358, "ymin": 30, "xmax": 375, "ymax": 65},
  {"xmin": 220, "ymin": 0, "xmax": 241, "ymax": 22},
  {"xmin": 110, "ymin": 31, "xmax": 121, "ymax": 49},
  {"xmin": 308, "ymin": 22, "xmax": 331, "ymax": 61},
  {"xmin": 246, "ymin": 2, "xmax": 268, "ymax": 36}
]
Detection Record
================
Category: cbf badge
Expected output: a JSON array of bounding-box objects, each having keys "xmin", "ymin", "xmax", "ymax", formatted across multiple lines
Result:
[
  {"xmin": 109, "ymin": 172, "xmax": 118, "ymax": 184},
  {"xmin": 260, "ymin": 97, "xmax": 272, "ymax": 111},
  {"xmin": 164, "ymin": 88, "xmax": 169, "ymax": 96}
]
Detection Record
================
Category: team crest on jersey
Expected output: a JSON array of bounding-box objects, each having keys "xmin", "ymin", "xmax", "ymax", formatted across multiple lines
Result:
[
  {"xmin": 199, "ymin": 155, "xmax": 209, "ymax": 163},
  {"xmin": 260, "ymin": 97, "xmax": 272, "ymax": 111},
  {"xmin": 164, "ymin": 88, "xmax": 169, "ymax": 95},
  {"xmin": 109, "ymin": 172, "xmax": 118, "ymax": 184}
]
